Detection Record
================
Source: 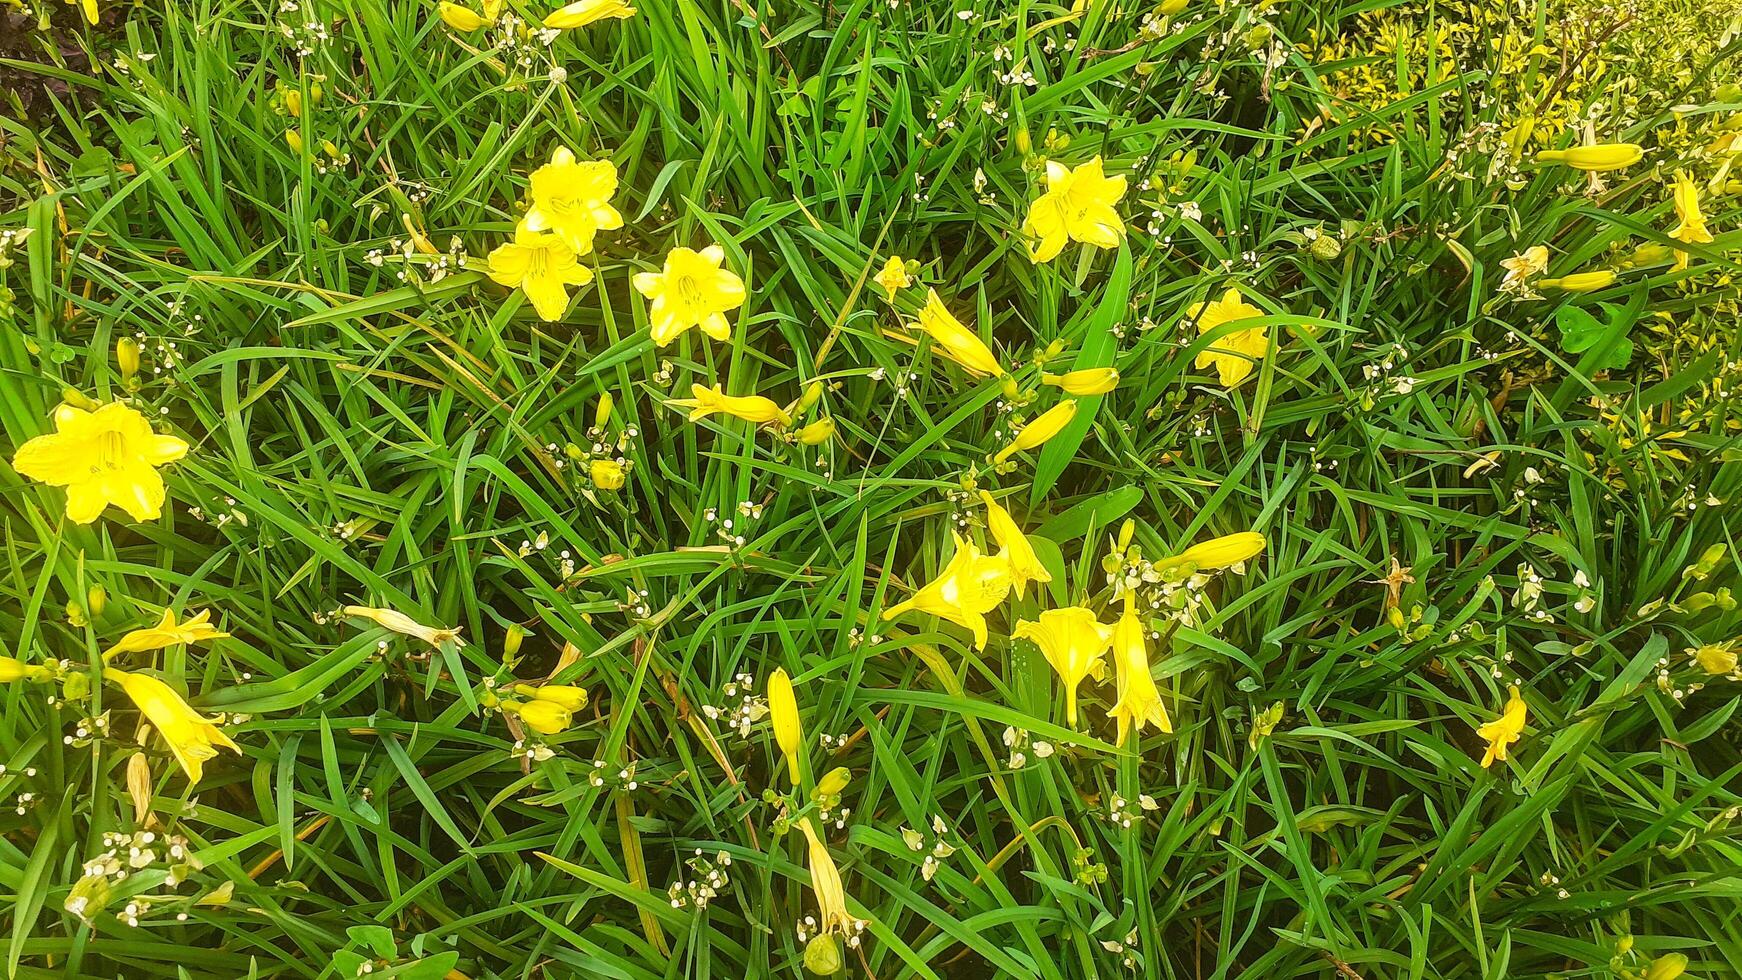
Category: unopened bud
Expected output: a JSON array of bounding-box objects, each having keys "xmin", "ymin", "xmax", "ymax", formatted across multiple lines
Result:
[
  {"xmin": 595, "ymin": 392, "xmax": 614, "ymax": 429},
  {"xmin": 116, "ymin": 337, "xmax": 140, "ymax": 382}
]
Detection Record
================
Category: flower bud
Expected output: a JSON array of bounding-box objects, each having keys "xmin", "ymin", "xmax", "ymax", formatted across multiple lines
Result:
[
  {"xmin": 1040, "ymin": 367, "xmax": 1119, "ymax": 396},
  {"xmin": 284, "ymin": 87, "xmax": 303, "ymax": 117},
  {"xmin": 440, "ymin": 1, "xmax": 488, "ymax": 30},
  {"xmin": 1168, "ymin": 531, "xmax": 1266, "ymax": 570},
  {"xmin": 797, "ymin": 417, "xmax": 835, "ymax": 445},
  {"xmin": 815, "ymin": 766, "xmax": 852, "ymax": 797},
  {"xmin": 87, "ymin": 584, "xmax": 107, "ymax": 616},
  {"xmin": 768, "ymin": 668, "xmax": 803, "ymax": 783},
  {"xmin": 1537, "ymin": 270, "xmax": 1616, "ymax": 292},
  {"xmin": 510, "ymin": 698, "xmax": 572, "ymax": 735},
  {"xmin": 116, "ymin": 337, "xmax": 140, "ymax": 382},
  {"xmin": 519, "ymin": 683, "xmax": 589, "ymax": 711},
  {"xmin": 1014, "ymin": 126, "xmax": 1032, "ymax": 155},
  {"xmin": 1116, "ymin": 519, "xmax": 1135, "ymax": 552},
  {"xmin": 1158, "ymin": 0, "xmax": 1187, "ymax": 13},
  {"xmin": 503, "ymin": 625, "xmax": 525, "ymax": 659},
  {"xmin": 1533, "ymin": 143, "xmax": 1644, "ymax": 171},
  {"xmin": 62, "ymin": 388, "xmax": 100, "ymax": 411},
  {"xmin": 1645, "ymin": 953, "xmax": 1688, "ymax": 980},
  {"xmin": 590, "ymin": 458, "xmax": 627, "ymax": 491},
  {"xmin": 595, "ymin": 392, "xmax": 614, "ymax": 429},
  {"xmin": 62, "ymin": 670, "xmax": 90, "ymax": 700},
  {"xmin": 799, "ymin": 381, "xmax": 824, "ymax": 413},
  {"xmin": 284, "ymin": 129, "xmax": 304, "ymax": 155}
]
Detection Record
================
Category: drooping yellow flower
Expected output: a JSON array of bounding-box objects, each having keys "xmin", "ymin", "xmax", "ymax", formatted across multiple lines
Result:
[
  {"xmin": 670, "ymin": 383, "xmax": 791, "ymax": 427},
  {"xmin": 1188, "ymin": 288, "xmax": 1268, "ymax": 387},
  {"xmin": 1534, "ymin": 143, "xmax": 1644, "ymax": 171},
  {"xmin": 545, "ymin": 0, "xmax": 636, "ymax": 28},
  {"xmin": 1691, "ymin": 643, "xmax": 1739, "ymax": 677},
  {"xmin": 515, "ymin": 683, "xmax": 589, "ymax": 711},
  {"xmin": 1021, "ymin": 155, "xmax": 1127, "ymax": 263},
  {"xmin": 590, "ymin": 458, "xmax": 627, "ymax": 490},
  {"xmin": 1670, "ymin": 168, "xmax": 1715, "ymax": 272},
  {"xmin": 1164, "ymin": 531, "xmax": 1266, "ymax": 571},
  {"xmin": 1015, "ymin": 607, "xmax": 1113, "ymax": 726},
  {"xmin": 874, "ymin": 255, "xmax": 912, "ymax": 299},
  {"xmin": 510, "ymin": 698, "xmax": 572, "ymax": 735},
  {"xmin": 796, "ymin": 417, "xmax": 836, "ymax": 445},
  {"xmin": 11, "ymin": 402, "xmax": 189, "ymax": 524},
  {"xmin": 796, "ymin": 817, "xmax": 860, "ymax": 935},
  {"xmin": 439, "ymin": 1, "xmax": 487, "ymax": 30},
  {"xmin": 1475, "ymin": 686, "xmax": 1527, "ymax": 768},
  {"xmin": 0, "ymin": 657, "xmax": 53, "ymax": 683},
  {"xmin": 523, "ymin": 147, "xmax": 623, "ymax": 256},
  {"xmin": 107, "ymin": 669, "xmax": 241, "ymax": 784},
  {"xmin": 631, "ymin": 244, "xmax": 746, "ymax": 347},
  {"xmin": 1108, "ymin": 595, "xmax": 1170, "ymax": 744},
  {"xmin": 344, "ymin": 605, "xmax": 466, "ymax": 648},
  {"xmin": 487, "ymin": 227, "xmax": 594, "ymax": 322},
  {"xmin": 103, "ymin": 609, "xmax": 229, "ymax": 661},
  {"xmin": 1040, "ymin": 367, "xmax": 1119, "ymax": 396},
  {"xmin": 1500, "ymin": 245, "xmax": 1550, "ymax": 290},
  {"xmin": 979, "ymin": 490, "xmax": 1051, "ymax": 599},
  {"xmin": 881, "ymin": 532, "xmax": 1011, "ymax": 650},
  {"xmin": 912, "ymin": 289, "xmax": 1001, "ymax": 376},
  {"xmin": 767, "ymin": 668, "xmax": 803, "ymax": 783},
  {"xmin": 993, "ymin": 400, "xmax": 1077, "ymax": 464},
  {"xmin": 1537, "ymin": 271, "xmax": 1617, "ymax": 292}
]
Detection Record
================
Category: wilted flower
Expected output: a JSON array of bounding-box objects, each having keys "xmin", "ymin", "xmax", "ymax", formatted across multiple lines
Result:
[
  {"xmin": 103, "ymin": 609, "xmax": 229, "ymax": 661},
  {"xmin": 107, "ymin": 670, "xmax": 241, "ymax": 784},
  {"xmin": 1475, "ymin": 686, "xmax": 1527, "ymax": 768}
]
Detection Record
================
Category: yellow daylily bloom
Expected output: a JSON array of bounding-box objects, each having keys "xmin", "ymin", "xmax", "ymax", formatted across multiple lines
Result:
[
  {"xmin": 1534, "ymin": 143, "xmax": 1644, "ymax": 171},
  {"xmin": 1500, "ymin": 245, "xmax": 1549, "ymax": 288},
  {"xmin": 874, "ymin": 255, "xmax": 912, "ymax": 299},
  {"xmin": 1475, "ymin": 686, "xmax": 1527, "ymax": 768},
  {"xmin": 767, "ymin": 668, "xmax": 803, "ymax": 783},
  {"xmin": 994, "ymin": 399, "xmax": 1077, "ymax": 464},
  {"xmin": 1041, "ymin": 367, "xmax": 1119, "ymax": 395},
  {"xmin": 1021, "ymin": 155, "xmax": 1127, "ymax": 263},
  {"xmin": 912, "ymin": 289, "xmax": 1001, "ymax": 376},
  {"xmin": 103, "ymin": 609, "xmax": 229, "ymax": 661},
  {"xmin": 1537, "ymin": 271, "xmax": 1617, "ymax": 292},
  {"xmin": 1164, "ymin": 531, "xmax": 1266, "ymax": 570},
  {"xmin": 797, "ymin": 817, "xmax": 861, "ymax": 936},
  {"xmin": 107, "ymin": 669, "xmax": 241, "ymax": 784},
  {"xmin": 439, "ymin": 1, "xmax": 487, "ymax": 30},
  {"xmin": 510, "ymin": 698, "xmax": 572, "ymax": 734},
  {"xmin": 545, "ymin": 0, "xmax": 636, "ymax": 28},
  {"xmin": 881, "ymin": 532, "xmax": 1011, "ymax": 650},
  {"xmin": 979, "ymin": 490, "xmax": 1051, "ymax": 599},
  {"xmin": 515, "ymin": 683, "xmax": 589, "ymax": 711},
  {"xmin": 670, "ymin": 383, "xmax": 791, "ymax": 427},
  {"xmin": 1015, "ymin": 606, "xmax": 1113, "ymax": 726},
  {"xmin": 523, "ymin": 147, "xmax": 623, "ymax": 256},
  {"xmin": 1189, "ymin": 288, "xmax": 1268, "ymax": 387},
  {"xmin": 632, "ymin": 244, "xmax": 746, "ymax": 347},
  {"xmin": 344, "ymin": 605, "xmax": 466, "ymax": 648},
  {"xmin": 0, "ymin": 656, "xmax": 53, "ymax": 683},
  {"xmin": 590, "ymin": 458, "xmax": 627, "ymax": 490},
  {"xmin": 487, "ymin": 227, "xmax": 594, "ymax": 322},
  {"xmin": 1670, "ymin": 168, "xmax": 1715, "ymax": 272},
  {"xmin": 1691, "ymin": 643, "xmax": 1739, "ymax": 676},
  {"xmin": 1108, "ymin": 595, "xmax": 1170, "ymax": 744},
  {"xmin": 11, "ymin": 402, "xmax": 189, "ymax": 524}
]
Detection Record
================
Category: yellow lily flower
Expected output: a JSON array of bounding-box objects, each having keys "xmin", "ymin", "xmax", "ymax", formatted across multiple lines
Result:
[
  {"xmin": 1537, "ymin": 271, "xmax": 1617, "ymax": 292},
  {"xmin": 632, "ymin": 244, "xmax": 746, "ymax": 346},
  {"xmin": 590, "ymin": 458, "xmax": 627, "ymax": 490},
  {"xmin": 979, "ymin": 490, "xmax": 1051, "ymax": 599},
  {"xmin": 670, "ymin": 383, "xmax": 791, "ymax": 427},
  {"xmin": 514, "ymin": 683, "xmax": 589, "ymax": 711},
  {"xmin": 1164, "ymin": 531, "xmax": 1266, "ymax": 570},
  {"xmin": 1014, "ymin": 606, "xmax": 1113, "ymax": 725},
  {"xmin": 1041, "ymin": 367, "xmax": 1119, "ymax": 395},
  {"xmin": 1021, "ymin": 155, "xmax": 1127, "ymax": 263},
  {"xmin": 509, "ymin": 698, "xmax": 572, "ymax": 734},
  {"xmin": 522, "ymin": 147, "xmax": 623, "ymax": 256},
  {"xmin": 1691, "ymin": 643, "xmax": 1739, "ymax": 677},
  {"xmin": 344, "ymin": 605, "xmax": 466, "ymax": 647},
  {"xmin": 1534, "ymin": 143, "xmax": 1644, "ymax": 171},
  {"xmin": 912, "ymin": 289, "xmax": 1001, "ymax": 376},
  {"xmin": 103, "ymin": 609, "xmax": 229, "ymax": 661},
  {"xmin": 107, "ymin": 669, "xmax": 241, "ymax": 784},
  {"xmin": 768, "ymin": 668, "xmax": 803, "ymax": 783},
  {"xmin": 1188, "ymin": 288, "xmax": 1268, "ymax": 387},
  {"xmin": 439, "ymin": 1, "xmax": 487, "ymax": 30},
  {"xmin": 874, "ymin": 255, "xmax": 912, "ymax": 299},
  {"xmin": 1475, "ymin": 686, "xmax": 1527, "ymax": 768},
  {"xmin": 1108, "ymin": 595, "xmax": 1170, "ymax": 744},
  {"xmin": 10, "ymin": 402, "xmax": 189, "ymax": 525},
  {"xmin": 545, "ymin": 0, "xmax": 636, "ymax": 28},
  {"xmin": 0, "ymin": 656, "xmax": 53, "ymax": 683},
  {"xmin": 487, "ymin": 227, "xmax": 594, "ymax": 322},
  {"xmin": 881, "ymin": 532, "xmax": 1011, "ymax": 650},
  {"xmin": 1670, "ymin": 168, "xmax": 1715, "ymax": 271},
  {"xmin": 993, "ymin": 400, "xmax": 1077, "ymax": 464}
]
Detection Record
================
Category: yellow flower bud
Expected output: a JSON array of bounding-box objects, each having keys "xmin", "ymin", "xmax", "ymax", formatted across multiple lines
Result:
[
  {"xmin": 815, "ymin": 766, "xmax": 851, "ymax": 797},
  {"xmin": 284, "ymin": 87, "xmax": 302, "ymax": 117},
  {"xmin": 0, "ymin": 656, "xmax": 52, "ymax": 683},
  {"xmin": 799, "ymin": 381, "xmax": 824, "ymax": 413},
  {"xmin": 116, "ymin": 337, "xmax": 140, "ymax": 382},
  {"xmin": 590, "ymin": 458, "xmax": 627, "ymax": 491},
  {"xmin": 803, "ymin": 933, "xmax": 843, "ymax": 975},
  {"xmin": 797, "ymin": 417, "xmax": 836, "ymax": 445},
  {"xmin": 993, "ymin": 400, "xmax": 1078, "ymax": 464},
  {"xmin": 1167, "ymin": 531, "xmax": 1266, "ymax": 570},
  {"xmin": 1537, "ymin": 270, "xmax": 1616, "ymax": 292},
  {"xmin": 284, "ymin": 129, "xmax": 304, "ymax": 155},
  {"xmin": 503, "ymin": 625, "xmax": 525, "ymax": 658},
  {"xmin": 1645, "ymin": 953, "xmax": 1688, "ymax": 980},
  {"xmin": 1014, "ymin": 126, "xmax": 1031, "ymax": 155},
  {"xmin": 511, "ymin": 698, "xmax": 572, "ymax": 735},
  {"xmin": 767, "ymin": 668, "xmax": 803, "ymax": 783},
  {"xmin": 1116, "ymin": 518, "xmax": 1135, "ymax": 552},
  {"xmin": 87, "ymin": 584, "xmax": 107, "ymax": 617},
  {"xmin": 594, "ymin": 392, "xmax": 614, "ymax": 429},
  {"xmin": 1158, "ymin": 0, "xmax": 1187, "ymax": 13},
  {"xmin": 439, "ymin": 1, "xmax": 488, "ymax": 30},
  {"xmin": 519, "ymin": 683, "xmax": 589, "ymax": 711},
  {"xmin": 1534, "ymin": 143, "xmax": 1644, "ymax": 171},
  {"xmin": 1040, "ymin": 367, "xmax": 1120, "ymax": 395}
]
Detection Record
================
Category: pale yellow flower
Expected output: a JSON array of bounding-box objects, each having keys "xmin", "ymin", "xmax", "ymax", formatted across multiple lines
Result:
[
  {"xmin": 487, "ymin": 227, "xmax": 594, "ymax": 322},
  {"xmin": 797, "ymin": 817, "xmax": 860, "ymax": 935},
  {"xmin": 874, "ymin": 255, "xmax": 912, "ymax": 299},
  {"xmin": 980, "ymin": 490, "xmax": 1051, "ymax": 599},
  {"xmin": 768, "ymin": 668, "xmax": 803, "ymax": 783},
  {"xmin": 632, "ymin": 244, "xmax": 746, "ymax": 346},
  {"xmin": 670, "ymin": 383, "xmax": 791, "ymax": 427},
  {"xmin": 108, "ymin": 669, "xmax": 241, "ymax": 784},
  {"xmin": 545, "ymin": 0, "xmax": 636, "ymax": 28},
  {"xmin": 1475, "ymin": 686, "xmax": 1527, "ymax": 768},
  {"xmin": 11, "ymin": 402, "xmax": 188, "ymax": 524},
  {"xmin": 1022, "ymin": 156, "xmax": 1127, "ymax": 263},
  {"xmin": 103, "ymin": 609, "xmax": 229, "ymax": 661},
  {"xmin": 912, "ymin": 288, "xmax": 1001, "ymax": 376},
  {"xmin": 590, "ymin": 458, "xmax": 627, "ymax": 490},
  {"xmin": 523, "ymin": 147, "xmax": 623, "ymax": 256},
  {"xmin": 1041, "ymin": 367, "xmax": 1119, "ymax": 395},
  {"xmin": 1014, "ymin": 606, "xmax": 1113, "ymax": 726},
  {"xmin": 1108, "ymin": 595, "xmax": 1170, "ymax": 744},
  {"xmin": 1670, "ymin": 168, "xmax": 1715, "ymax": 271},
  {"xmin": 881, "ymin": 532, "xmax": 1011, "ymax": 650},
  {"xmin": 1189, "ymin": 288, "xmax": 1268, "ymax": 386},
  {"xmin": 994, "ymin": 400, "xmax": 1077, "ymax": 464},
  {"xmin": 344, "ymin": 605, "xmax": 466, "ymax": 648}
]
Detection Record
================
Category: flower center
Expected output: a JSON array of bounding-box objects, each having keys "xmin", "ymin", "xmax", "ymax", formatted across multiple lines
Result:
[
  {"xmin": 92, "ymin": 430, "xmax": 129, "ymax": 473},
  {"xmin": 673, "ymin": 274, "xmax": 705, "ymax": 309}
]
